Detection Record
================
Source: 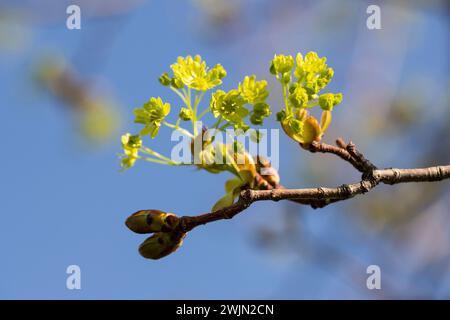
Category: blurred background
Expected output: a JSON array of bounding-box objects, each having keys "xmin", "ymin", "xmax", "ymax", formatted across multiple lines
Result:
[{"xmin": 0, "ymin": 0, "xmax": 449, "ymax": 299}]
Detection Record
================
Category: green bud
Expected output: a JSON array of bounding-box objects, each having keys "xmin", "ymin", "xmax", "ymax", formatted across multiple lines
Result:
[
  {"xmin": 269, "ymin": 62, "xmax": 276, "ymax": 75},
  {"xmin": 121, "ymin": 133, "xmax": 142, "ymax": 169},
  {"xmin": 320, "ymin": 68, "xmax": 334, "ymax": 81},
  {"xmin": 138, "ymin": 231, "xmax": 186, "ymax": 260},
  {"xmin": 125, "ymin": 210, "xmax": 180, "ymax": 234},
  {"xmin": 276, "ymin": 110, "xmax": 286, "ymax": 122},
  {"xmin": 334, "ymin": 93, "xmax": 343, "ymax": 105},
  {"xmin": 253, "ymin": 102, "xmax": 271, "ymax": 116},
  {"xmin": 179, "ymin": 107, "xmax": 192, "ymax": 121},
  {"xmin": 251, "ymin": 102, "xmax": 271, "ymax": 125},
  {"xmin": 250, "ymin": 114, "xmax": 263, "ymax": 125},
  {"xmin": 210, "ymin": 64, "xmax": 227, "ymax": 79},
  {"xmin": 288, "ymin": 82, "xmax": 298, "ymax": 94},
  {"xmin": 281, "ymin": 72, "xmax": 291, "ymax": 85},
  {"xmin": 158, "ymin": 73, "xmax": 171, "ymax": 86}
]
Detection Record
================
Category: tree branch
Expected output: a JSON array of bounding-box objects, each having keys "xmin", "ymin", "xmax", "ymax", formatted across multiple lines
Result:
[
  {"xmin": 303, "ymin": 138, "xmax": 377, "ymax": 176},
  {"xmin": 177, "ymin": 139, "xmax": 450, "ymax": 233}
]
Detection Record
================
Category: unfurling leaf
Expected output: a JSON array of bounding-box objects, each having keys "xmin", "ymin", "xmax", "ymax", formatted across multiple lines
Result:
[
  {"xmin": 212, "ymin": 177, "xmax": 246, "ymax": 211},
  {"xmin": 281, "ymin": 115, "xmax": 321, "ymax": 145},
  {"xmin": 235, "ymin": 152, "xmax": 257, "ymax": 185},
  {"xmin": 212, "ymin": 192, "xmax": 235, "ymax": 212},
  {"xmin": 301, "ymin": 116, "xmax": 322, "ymax": 144},
  {"xmin": 320, "ymin": 110, "xmax": 332, "ymax": 134},
  {"xmin": 225, "ymin": 177, "xmax": 245, "ymax": 194}
]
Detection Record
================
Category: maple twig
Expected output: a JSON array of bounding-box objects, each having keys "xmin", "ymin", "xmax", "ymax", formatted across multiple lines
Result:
[{"xmin": 177, "ymin": 153, "xmax": 450, "ymax": 232}]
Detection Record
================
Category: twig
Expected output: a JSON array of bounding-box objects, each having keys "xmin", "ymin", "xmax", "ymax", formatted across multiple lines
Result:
[
  {"xmin": 177, "ymin": 151, "xmax": 450, "ymax": 233},
  {"xmin": 304, "ymin": 139, "xmax": 377, "ymax": 176}
]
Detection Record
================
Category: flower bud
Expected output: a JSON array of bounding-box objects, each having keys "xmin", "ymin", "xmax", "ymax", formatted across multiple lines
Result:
[
  {"xmin": 276, "ymin": 110, "xmax": 286, "ymax": 122},
  {"xmin": 125, "ymin": 210, "xmax": 179, "ymax": 234},
  {"xmin": 158, "ymin": 73, "xmax": 171, "ymax": 86},
  {"xmin": 250, "ymin": 114, "xmax": 263, "ymax": 125},
  {"xmin": 269, "ymin": 62, "xmax": 276, "ymax": 75},
  {"xmin": 171, "ymin": 77, "xmax": 184, "ymax": 89},
  {"xmin": 281, "ymin": 72, "xmax": 291, "ymax": 85},
  {"xmin": 138, "ymin": 232, "xmax": 186, "ymax": 260},
  {"xmin": 179, "ymin": 107, "xmax": 192, "ymax": 121},
  {"xmin": 210, "ymin": 64, "xmax": 227, "ymax": 79}
]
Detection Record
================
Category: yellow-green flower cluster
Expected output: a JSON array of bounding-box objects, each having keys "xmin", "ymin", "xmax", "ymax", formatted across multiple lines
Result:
[
  {"xmin": 271, "ymin": 51, "xmax": 343, "ymax": 145},
  {"xmin": 119, "ymin": 52, "xmax": 349, "ymax": 260},
  {"xmin": 167, "ymin": 55, "xmax": 227, "ymax": 91},
  {"xmin": 210, "ymin": 89, "xmax": 249, "ymax": 130},
  {"xmin": 288, "ymin": 83, "xmax": 309, "ymax": 108},
  {"xmin": 239, "ymin": 75, "xmax": 269, "ymax": 103},
  {"xmin": 133, "ymin": 97, "xmax": 171, "ymax": 138},
  {"xmin": 270, "ymin": 54, "xmax": 295, "ymax": 75},
  {"xmin": 318, "ymin": 92, "xmax": 343, "ymax": 111},
  {"xmin": 121, "ymin": 133, "xmax": 142, "ymax": 169},
  {"xmin": 295, "ymin": 52, "xmax": 334, "ymax": 96}
]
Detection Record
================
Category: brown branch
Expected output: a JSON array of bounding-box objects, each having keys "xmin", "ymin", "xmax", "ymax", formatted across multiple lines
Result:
[
  {"xmin": 178, "ymin": 163, "xmax": 450, "ymax": 233},
  {"xmin": 304, "ymin": 139, "xmax": 378, "ymax": 175},
  {"xmin": 282, "ymin": 138, "xmax": 378, "ymax": 208}
]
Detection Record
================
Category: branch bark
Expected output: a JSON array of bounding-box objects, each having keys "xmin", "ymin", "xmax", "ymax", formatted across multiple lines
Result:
[{"xmin": 177, "ymin": 139, "xmax": 450, "ymax": 233}]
